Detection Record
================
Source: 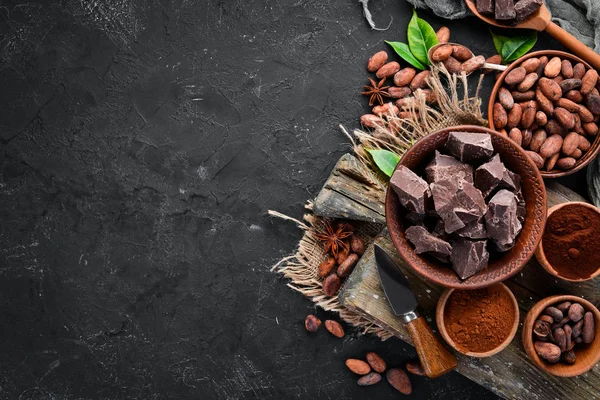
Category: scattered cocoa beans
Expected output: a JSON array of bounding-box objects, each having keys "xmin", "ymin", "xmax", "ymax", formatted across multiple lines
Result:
[
  {"xmin": 376, "ymin": 61, "xmax": 400, "ymax": 79},
  {"xmin": 346, "ymin": 359, "xmax": 371, "ymax": 375},
  {"xmin": 337, "ymin": 253, "xmax": 358, "ymax": 277},
  {"xmin": 367, "ymin": 51, "xmax": 388, "ymax": 72},
  {"xmin": 386, "ymin": 368, "xmax": 412, "ymax": 395},
  {"xmin": 534, "ymin": 342, "xmax": 561, "ymax": 363},
  {"xmin": 405, "ymin": 360, "xmax": 426, "ymax": 376},
  {"xmin": 394, "ymin": 68, "xmax": 416, "ymax": 87},
  {"xmin": 357, "ymin": 372, "xmax": 382, "ymax": 386},
  {"xmin": 452, "ymin": 45, "xmax": 471, "ymax": 61},
  {"xmin": 431, "ymin": 44, "xmax": 453, "ymax": 62},
  {"xmin": 365, "ymin": 352, "xmax": 386, "ymax": 373},
  {"xmin": 360, "ymin": 114, "xmax": 384, "ymax": 129},
  {"xmin": 322, "ymin": 273, "xmax": 341, "ymax": 297},
  {"xmin": 305, "ymin": 315, "xmax": 322, "ymax": 332},
  {"xmin": 350, "ymin": 236, "xmax": 365, "ymax": 255},
  {"xmin": 324, "ymin": 320, "xmax": 345, "ymax": 338},
  {"xmin": 436, "ymin": 26, "xmax": 450, "ymax": 44},
  {"xmin": 318, "ymin": 256, "xmax": 336, "ymax": 277}
]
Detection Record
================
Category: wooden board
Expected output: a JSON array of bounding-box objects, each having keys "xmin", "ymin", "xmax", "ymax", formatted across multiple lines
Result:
[{"xmin": 314, "ymin": 154, "xmax": 600, "ymax": 400}]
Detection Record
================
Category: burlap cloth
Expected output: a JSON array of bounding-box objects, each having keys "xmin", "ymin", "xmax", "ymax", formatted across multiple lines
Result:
[{"xmin": 271, "ymin": 66, "xmax": 487, "ymax": 339}]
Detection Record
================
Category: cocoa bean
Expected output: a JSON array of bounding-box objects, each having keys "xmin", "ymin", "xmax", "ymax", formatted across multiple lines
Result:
[
  {"xmin": 431, "ymin": 44, "xmax": 453, "ymax": 62},
  {"xmin": 540, "ymin": 135, "xmax": 564, "ymax": 158},
  {"xmin": 575, "ymin": 336, "xmax": 583, "ymax": 344},
  {"xmin": 562, "ymin": 350, "xmax": 576, "ymax": 364},
  {"xmin": 305, "ymin": 315, "xmax": 322, "ymax": 332},
  {"xmin": 410, "ymin": 70, "xmax": 430, "ymax": 91},
  {"xmin": 544, "ymin": 57, "xmax": 562, "ymax": 78},
  {"xmin": 522, "ymin": 57, "xmax": 540, "ymax": 73},
  {"xmin": 324, "ymin": 320, "xmax": 345, "ymax": 338},
  {"xmin": 537, "ymin": 56, "xmax": 549, "ymax": 76},
  {"xmin": 376, "ymin": 61, "xmax": 400, "ymax": 79},
  {"xmin": 586, "ymin": 93, "xmax": 600, "ymax": 114},
  {"xmin": 578, "ymin": 104, "xmax": 594, "ymax": 123},
  {"xmin": 318, "ymin": 256, "xmax": 336, "ymax": 277},
  {"xmin": 557, "ymin": 301, "xmax": 572, "ymax": 313},
  {"xmin": 512, "ymin": 90, "xmax": 535, "ymax": 102},
  {"xmin": 539, "ymin": 314, "xmax": 554, "ymax": 324},
  {"xmin": 560, "ymin": 78, "xmax": 582, "ymax": 94},
  {"xmin": 572, "ymin": 148, "xmax": 583, "ymax": 159},
  {"xmin": 461, "ymin": 55, "xmax": 485, "ymax": 74},
  {"xmin": 360, "ymin": 114, "xmax": 385, "ymax": 128},
  {"xmin": 405, "ymin": 361, "xmax": 426, "ymax": 376},
  {"xmin": 323, "ymin": 273, "xmax": 341, "ymax": 297},
  {"xmin": 365, "ymin": 352, "xmax": 386, "ymax": 373},
  {"xmin": 561, "ymin": 60, "xmax": 574, "ymax": 78},
  {"xmin": 584, "ymin": 122, "xmax": 599, "ymax": 136},
  {"xmin": 420, "ymin": 88, "xmax": 436, "ymax": 104},
  {"xmin": 564, "ymin": 324, "xmax": 573, "ymax": 352},
  {"xmin": 452, "ymin": 45, "xmax": 471, "ymax": 62},
  {"xmin": 520, "ymin": 101, "xmax": 536, "ymax": 128},
  {"xmin": 579, "ymin": 136, "xmax": 592, "ymax": 151},
  {"xmin": 493, "ymin": 102, "xmax": 508, "ymax": 128},
  {"xmin": 372, "ymin": 103, "xmax": 399, "ymax": 116},
  {"xmin": 545, "ymin": 153, "xmax": 559, "ymax": 171},
  {"xmin": 535, "ymin": 111, "xmax": 548, "ymax": 126},
  {"xmin": 553, "ymin": 316, "xmax": 571, "ymax": 329},
  {"xmin": 583, "ymin": 311, "xmax": 595, "ymax": 344},
  {"xmin": 545, "ymin": 307, "xmax": 564, "ymax": 321},
  {"xmin": 518, "ymin": 72, "xmax": 539, "ymax": 92},
  {"xmin": 568, "ymin": 303, "xmax": 585, "ymax": 322},
  {"xmin": 394, "ymin": 68, "xmax": 417, "ymax": 87},
  {"xmin": 553, "ymin": 327, "xmax": 567, "ymax": 351},
  {"xmin": 552, "ymin": 75, "xmax": 564, "ymax": 84},
  {"xmin": 357, "ymin": 372, "xmax": 382, "ymax": 386},
  {"xmin": 498, "ymin": 87, "xmax": 514, "ymax": 110},
  {"xmin": 436, "ymin": 26, "xmax": 450, "ymax": 44},
  {"xmin": 350, "ymin": 236, "xmax": 365, "ymax": 255},
  {"xmin": 442, "ymin": 56, "xmax": 461, "ymax": 74},
  {"xmin": 505, "ymin": 67, "xmax": 527, "ymax": 86},
  {"xmin": 557, "ymin": 157, "xmax": 576, "ymax": 170},
  {"xmin": 565, "ymin": 89, "xmax": 583, "ymax": 103},
  {"xmin": 573, "ymin": 319, "xmax": 584, "ymax": 337},
  {"xmin": 337, "ymin": 253, "xmax": 359, "ymax": 277},
  {"xmin": 396, "ymin": 97, "xmax": 415, "ymax": 109},
  {"xmin": 509, "ymin": 128, "xmax": 523, "ymax": 146},
  {"xmin": 534, "ymin": 341, "xmax": 561, "ymax": 363},
  {"xmin": 539, "ymin": 77, "xmax": 562, "ymax": 101},
  {"xmin": 388, "ymin": 86, "xmax": 412, "ymax": 99},
  {"xmin": 483, "ymin": 55, "xmax": 502, "ymax": 74},
  {"xmin": 336, "ymin": 246, "xmax": 350, "ymax": 264},
  {"xmin": 346, "ymin": 359, "xmax": 371, "ymax": 375},
  {"xmin": 562, "ymin": 132, "xmax": 580, "ymax": 156},
  {"xmin": 581, "ymin": 69, "xmax": 599, "ymax": 95},
  {"xmin": 573, "ymin": 63, "xmax": 586, "ymax": 80},
  {"xmin": 533, "ymin": 320, "xmax": 552, "ymax": 340},
  {"xmin": 386, "ymin": 368, "xmax": 412, "ymax": 395},
  {"xmin": 525, "ymin": 151, "xmax": 544, "ymax": 169},
  {"xmin": 574, "ymin": 113, "xmax": 584, "ymax": 134},
  {"xmin": 554, "ymin": 107, "xmax": 575, "ymax": 129},
  {"xmin": 507, "ymin": 104, "xmax": 523, "ymax": 128},
  {"xmin": 367, "ymin": 51, "xmax": 388, "ymax": 72},
  {"xmin": 522, "ymin": 129, "xmax": 533, "ymax": 147},
  {"xmin": 536, "ymin": 89, "xmax": 554, "ymax": 116},
  {"xmin": 556, "ymin": 98, "xmax": 580, "ymax": 113},
  {"xmin": 497, "ymin": 128, "xmax": 508, "ymax": 137},
  {"xmin": 545, "ymin": 119, "xmax": 563, "ymax": 136}
]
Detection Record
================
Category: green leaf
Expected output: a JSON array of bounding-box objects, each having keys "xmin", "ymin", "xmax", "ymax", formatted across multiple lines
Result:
[
  {"xmin": 490, "ymin": 29, "xmax": 510, "ymax": 56},
  {"xmin": 385, "ymin": 41, "xmax": 426, "ymax": 70},
  {"xmin": 407, "ymin": 9, "xmax": 438, "ymax": 66},
  {"xmin": 366, "ymin": 149, "xmax": 400, "ymax": 177},
  {"xmin": 501, "ymin": 32, "xmax": 538, "ymax": 62}
]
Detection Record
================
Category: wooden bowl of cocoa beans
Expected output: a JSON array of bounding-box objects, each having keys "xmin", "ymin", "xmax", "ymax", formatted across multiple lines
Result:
[
  {"xmin": 488, "ymin": 50, "xmax": 600, "ymax": 178},
  {"xmin": 522, "ymin": 295, "xmax": 600, "ymax": 377}
]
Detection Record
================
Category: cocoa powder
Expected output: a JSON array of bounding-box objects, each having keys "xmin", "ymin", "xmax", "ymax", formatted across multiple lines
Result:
[
  {"xmin": 444, "ymin": 285, "xmax": 515, "ymax": 353},
  {"xmin": 542, "ymin": 204, "xmax": 600, "ymax": 280}
]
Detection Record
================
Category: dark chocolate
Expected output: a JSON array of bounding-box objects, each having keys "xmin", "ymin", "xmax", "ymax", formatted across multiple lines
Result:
[
  {"xmin": 515, "ymin": 0, "xmax": 543, "ymax": 22},
  {"xmin": 390, "ymin": 166, "xmax": 431, "ymax": 214},
  {"xmin": 445, "ymin": 131, "xmax": 494, "ymax": 163},
  {"xmin": 456, "ymin": 217, "xmax": 488, "ymax": 239},
  {"xmin": 476, "ymin": 0, "xmax": 494, "ymax": 15},
  {"xmin": 495, "ymin": 0, "xmax": 516, "ymax": 20},
  {"xmin": 405, "ymin": 226, "xmax": 452, "ymax": 263},
  {"xmin": 485, "ymin": 189, "xmax": 522, "ymax": 251},
  {"xmin": 450, "ymin": 238, "xmax": 490, "ymax": 280},
  {"xmin": 425, "ymin": 150, "xmax": 474, "ymax": 184},
  {"xmin": 475, "ymin": 154, "xmax": 504, "ymax": 198},
  {"xmin": 431, "ymin": 180, "xmax": 486, "ymax": 234}
]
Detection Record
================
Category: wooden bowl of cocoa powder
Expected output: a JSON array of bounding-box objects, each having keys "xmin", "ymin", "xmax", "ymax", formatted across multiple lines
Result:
[
  {"xmin": 436, "ymin": 283, "xmax": 519, "ymax": 357},
  {"xmin": 535, "ymin": 202, "xmax": 600, "ymax": 282}
]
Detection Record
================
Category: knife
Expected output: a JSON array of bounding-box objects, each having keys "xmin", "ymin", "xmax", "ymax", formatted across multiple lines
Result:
[{"xmin": 375, "ymin": 244, "xmax": 457, "ymax": 378}]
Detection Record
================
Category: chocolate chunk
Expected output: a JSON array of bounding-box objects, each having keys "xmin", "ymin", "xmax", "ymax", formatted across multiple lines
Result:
[
  {"xmin": 390, "ymin": 166, "xmax": 431, "ymax": 214},
  {"xmin": 476, "ymin": 0, "xmax": 494, "ymax": 14},
  {"xmin": 445, "ymin": 131, "xmax": 494, "ymax": 163},
  {"xmin": 485, "ymin": 189, "xmax": 523, "ymax": 251},
  {"xmin": 405, "ymin": 226, "xmax": 452, "ymax": 263},
  {"xmin": 405, "ymin": 212, "xmax": 426, "ymax": 227},
  {"xmin": 515, "ymin": 0, "xmax": 543, "ymax": 21},
  {"xmin": 495, "ymin": 0, "xmax": 516, "ymax": 20},
  {"xmin": 475, "ymin": 154, "xmax": 504, "ymax": 197},
  {"xmin": 456, "ymin": 217, "xmax": 488, "ymax": 239},
  {"xmin": 431, "ymin": 219, "xmax": 449, "ymax": 240},
  {"xmin": 499, "ymin": 169, "xmax": 521, "ymax": 192},
  {"xmin": 431, "ymin": 180, "xmax": 487, "ymax": 234},
  {"xmin": 425, "ymin": 150, "xmax": 473, "ymax": 184},
  {"xmin": 450, "ymin": 238, "xmax": 490, "ymax": 279}
]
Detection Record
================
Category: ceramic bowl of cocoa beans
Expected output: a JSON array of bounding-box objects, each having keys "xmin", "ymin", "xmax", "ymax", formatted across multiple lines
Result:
[
  {"xmin": 488, "ymin": 50, "xmax": 600, "ymax": 178},
  {"xmin": 522, "ymin": 295, "xmax": 600, "ymax": 377}
]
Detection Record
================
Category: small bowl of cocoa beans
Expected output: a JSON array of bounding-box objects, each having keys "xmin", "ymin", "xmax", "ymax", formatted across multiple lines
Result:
[
  {"xmin": 522, "ymin": 295, "xmax": 600, "ymax": 377},
  {"xmin": 488, "ymin": 50, "xmax": 600, "ymax": 178}
]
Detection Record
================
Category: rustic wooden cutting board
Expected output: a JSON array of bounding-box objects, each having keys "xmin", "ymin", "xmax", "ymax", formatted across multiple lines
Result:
[{"xmin": 314, "ymin": 154, "xmax": 600, "ymax": 400}]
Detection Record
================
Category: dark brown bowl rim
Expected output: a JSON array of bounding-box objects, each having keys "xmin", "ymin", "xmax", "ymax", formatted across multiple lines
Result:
[
  {"xmin": 385, "ymin": 125, "xmax": 547, "ymax": 289},
  {"xmin": 488, "ymin": 50, "xmax": 600, "ymax": 179}
]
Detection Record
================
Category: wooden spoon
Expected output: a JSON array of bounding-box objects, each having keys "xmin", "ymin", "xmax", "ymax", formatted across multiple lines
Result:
[{"xmin": 465, "ymin": 0, "xmax": 600, "ymax": 70}]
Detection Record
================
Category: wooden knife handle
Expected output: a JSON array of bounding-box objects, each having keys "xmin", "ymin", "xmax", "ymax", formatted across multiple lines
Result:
[
  {"xmin": 406, "ymin": 316, "xmax": 457, "ymax": 378},
  {"xmin": 545, "ymin": 21, "xmax": 600, "ymax": 71}
]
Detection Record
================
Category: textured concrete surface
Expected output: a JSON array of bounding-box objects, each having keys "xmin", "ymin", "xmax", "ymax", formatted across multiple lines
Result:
[{"xmin": 0, "ymin": 0, "xmax": 585, "ymax": 399}]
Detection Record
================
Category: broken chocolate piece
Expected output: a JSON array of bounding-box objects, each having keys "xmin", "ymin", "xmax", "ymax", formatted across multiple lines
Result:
[
  {"xmin": 450, "ymin": 238, "xmax": 490, "ymax": 279},
  {"xmin": 476, "ymin": 0, "xmax": 494, "ymax": 15},
  {"xmin": 431, "ymin": 180, "xmax": 486, "ymax": 234},
  {"xmin": 499, "ymin": 169, "xmax": 521, "ymax": 192},
  {"xmin": 495, "ymin": 0, "xmax": 516, "ymax": 20},
  {"xmin": 405, "ymin": 212, "xmax": 426, "ymax": 227},
  {"xmin": 456, "ymin": 217, "xmax": 487, "ymax": 239},
  {"xmin": 485, "ymin": 189, "xmax": 523, "ymax": 251},
  {"xmin": 431, "ymin": 219, "xmax": 449, "ymax": 241},
  {"xmin": 445, "ymin": 131, "xmax": 494, "ymax": 163},
  {"xmin": 475, "ymin": 154, "xmax": 504, "ymax": 198},
  {"xmin": 515, "ymin": 0, "xmax": 543, "ymax": 21},
  {"xmin": 425, "ymin": 150, "xmax": 473, "ymax": 184},
  {"xmin": 405, "ymin": 226, "xmax": 452, "ymax": 263},
  {"xmin": 390, "ymin": 166, "xmax": 431, "ymax": 214}
]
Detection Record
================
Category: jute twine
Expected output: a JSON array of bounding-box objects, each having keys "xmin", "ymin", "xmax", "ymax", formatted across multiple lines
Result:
[{"xmin": 270, "ymin": 65, "xmax": 487, "ymax": 339}]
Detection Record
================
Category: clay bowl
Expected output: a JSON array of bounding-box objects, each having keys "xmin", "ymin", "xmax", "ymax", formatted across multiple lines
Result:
[
  {"xmin": 535, "ymin": 202, "xmax": 600, "ymax": 282},
  {"xmin": 488, "ymin": 50, "xmax": 600, "ymax": 178},
  {"xmin": 385, "ymin": 125, "xmax": 547, "ymax": 289},
  {"xmin": 523, "ymin": 295, "xmax": 600, "ymax": 377},
  {"xmin": 436, "ymin": 283, "xmax": 519, "ymax": 357}
]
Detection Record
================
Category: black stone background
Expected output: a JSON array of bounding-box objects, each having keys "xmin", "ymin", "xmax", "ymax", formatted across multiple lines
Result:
[{"xmin": 0, "ymin": 0, "xmax": 588, "ymax": 399}]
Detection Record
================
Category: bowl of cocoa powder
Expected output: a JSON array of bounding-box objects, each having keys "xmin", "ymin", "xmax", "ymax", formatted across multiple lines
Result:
[
  {"xmin": 436, "ymin": 283, "xmax": 519, "ymax": 357},
  {"xmin": 535, "ymin": 202, "xmax": 600, "ymax": 281}
]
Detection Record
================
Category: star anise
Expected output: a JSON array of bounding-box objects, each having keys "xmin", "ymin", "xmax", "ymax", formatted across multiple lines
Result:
[
  {"xmin": 361, "ymin": 78, "xmax": 391, "ymax": 106},
  {"xmin": 315, "ymin": 220, "xmax": 353, "ymax": 257}
]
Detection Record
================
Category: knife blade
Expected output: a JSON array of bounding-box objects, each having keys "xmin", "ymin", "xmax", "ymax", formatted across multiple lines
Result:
[{"xmin": 374, "ymin": 243, "xmax": 457, "ymax": 378}]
